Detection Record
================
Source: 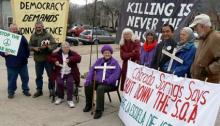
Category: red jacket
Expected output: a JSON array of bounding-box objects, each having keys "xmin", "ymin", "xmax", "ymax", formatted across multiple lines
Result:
[
  {"xmin": 120, "ymin": 40, "xmax": 140, "ymax": 90},
  {"xmin": 48, "ymin": 49, "xmax": 81, "ymax": 86}
]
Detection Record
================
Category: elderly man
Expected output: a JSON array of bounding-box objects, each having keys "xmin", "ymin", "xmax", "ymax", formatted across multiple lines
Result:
[
  {"xmin": 0, "ymin": 24, "xmax": 31, "ymax": 99},
  {"xmin": 190, "ymin": 14, "xmax": 220, "ymax": 83},
  {"xmin": 29, "ymin": 21, "xmax": 57, "ymax": 98}
]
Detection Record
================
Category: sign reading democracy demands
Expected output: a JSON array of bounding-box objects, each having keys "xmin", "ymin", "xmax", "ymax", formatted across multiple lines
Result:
[
  {"xmin": 0, "ymin": 29, "xmax": 21, "ymax": 56},
  {"xmin": 119, "ymin": 61, "xmax": 220, "ymax": 126},
  {"xmin": 116, "ymin": 0, "xmax": 199, "ymax": 43},
  {"xmin": 11, "ymin": 0, "xmax": 69, "ymax": 43}
]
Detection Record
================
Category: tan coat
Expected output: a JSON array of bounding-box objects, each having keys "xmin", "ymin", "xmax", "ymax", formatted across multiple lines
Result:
[{"xmin": 191, "ymin": 30, "xmax": 220, "ymax": 83}]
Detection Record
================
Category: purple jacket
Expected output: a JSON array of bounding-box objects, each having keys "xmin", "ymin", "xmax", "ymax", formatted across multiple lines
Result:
[
  {"xmin": 85, "ymin": 57, "xmax": 121, "ymax": 87},
  {"xmin": 140, "ymin": 46, "xmax": 156, "ymax": 67}
]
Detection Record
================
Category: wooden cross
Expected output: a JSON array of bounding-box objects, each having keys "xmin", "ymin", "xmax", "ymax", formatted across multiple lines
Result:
[
  {"xmin": 162, "ymin": 48, "xmax": 183, "ymax": 72},
  {"xmin": 94, "ymin": 62, "xmax": 116, "ymax": 82}
]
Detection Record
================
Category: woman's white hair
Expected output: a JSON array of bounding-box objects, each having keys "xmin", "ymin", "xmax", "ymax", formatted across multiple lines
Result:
[
  {"xmin": 61, "ymin": 42, "xmax": 70, "ymax": 48},
  {"xmin": 119, "ymin": 28, "xmax": 137, "ymax": 45},
  {"xmin": 181, "ymin": 27, "xmax": 195, "ymax": 42}
]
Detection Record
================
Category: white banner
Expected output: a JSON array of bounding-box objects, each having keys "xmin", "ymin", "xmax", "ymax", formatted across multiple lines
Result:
[
  {"xmin": 119, "ymin": 61, "xmax": 220, "ymax": 126},
  {"xmin": 0, "ymin": 29, "xmax": 21, "ymax": 56}
]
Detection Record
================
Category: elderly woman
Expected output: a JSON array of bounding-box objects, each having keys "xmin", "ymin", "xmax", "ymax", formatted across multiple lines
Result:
[
  {"xmin": 83, "ymin": 45, "xmax": 121, "ymax": 119},
  {"xmin": 48, "ymin": 42, "xmax": 81, "ymax": 108},
  {"xmin": 163, "ymin": 27, "xmax": 196, "ymax": 77},
  {"xmin": 120, "ymin": 28, "xmax": 140, "ymax": 91},
  {"xmin": 140, "ymin": 30, "xmax": 158, "ymax": 67}
]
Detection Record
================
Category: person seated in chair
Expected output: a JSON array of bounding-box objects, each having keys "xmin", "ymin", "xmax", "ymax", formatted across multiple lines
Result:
[
  {"xmin": 83, "ymin": 45, "xmax": 121, "ymax": 119},
  {"xmin": 48, "ymin": 42, "xmax": 81, "ymax": 108}
]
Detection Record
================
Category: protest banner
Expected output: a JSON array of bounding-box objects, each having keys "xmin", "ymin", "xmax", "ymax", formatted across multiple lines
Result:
[
  {"xmin": 0, "ymin": 29, "xmax": 21, "ymax": 56},
  {"xmin": 11, "ymin": 0, "xmax": 69, "ymax": 43},
  {"xmin": 116, "ymin": 0, "xmax": 199, "ymax": 43},
  {"xmin": 119, "ymin": 61, "xmax": 220, "ymax": 126}
]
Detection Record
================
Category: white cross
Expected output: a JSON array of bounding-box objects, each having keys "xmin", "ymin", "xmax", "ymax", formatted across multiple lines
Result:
[
  {"xmin": 94, "ymin": 62, "xmax": 116, "ymax": 82},
  {"xmin": 58, "ymin": 63, "xmax": 66, "ymax": 78},
  {"xmin": 162, "ymin": 48, "xmax": 183, "ymax": 72}
]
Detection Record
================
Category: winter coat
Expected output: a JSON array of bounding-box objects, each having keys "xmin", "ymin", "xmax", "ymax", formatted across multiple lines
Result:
[
  {"xmin": 0, "ymin": 35, "xmax": 30, "ymax": 67},
  {"xmin": 151, "ymin": 39, "xmax": 177, "ymax": 72},
  {"xmin": 85, "ymin": 57, "xmax": 121, "ymax": 87},
  {"xmin": 163, "ymin": 42, "xmax": 196, "ymax": 77},
  {"xmin": 47, "ymin": 49, "xmax": 81, "ymax": 86},
  {"xmin": 191, "ymin": 30, "xmax": 220, "ymax": 83},
  {"xmin": 120, "ymin": 40, "xmax": 140, "ymax": 90},
  {"xmin": 29, "ymin": 29, "xmax": 57, "ymax": 62},
  {"xmin": 140, "ymin": 42, "xmax": 157, "ymax": 67}
]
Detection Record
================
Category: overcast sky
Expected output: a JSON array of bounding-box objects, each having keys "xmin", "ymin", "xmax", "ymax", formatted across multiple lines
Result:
[{"xmin": 70, "ymin": 0, "xmax": 94, "ymax": 5}]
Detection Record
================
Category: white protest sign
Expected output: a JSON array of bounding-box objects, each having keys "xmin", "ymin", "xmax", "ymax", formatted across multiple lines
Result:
[
  {"xmin": 0, "ymin": 29, "xmax": 21, "ymax": 56},
  {"xmin": 119, "ymin": 61, "xmax": 220, "ymax": 126}
]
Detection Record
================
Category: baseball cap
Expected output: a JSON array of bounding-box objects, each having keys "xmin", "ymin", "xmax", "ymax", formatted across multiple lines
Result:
[{"xmin": 189, "ymin": 14, "xmax": 211, "ymax": 28}]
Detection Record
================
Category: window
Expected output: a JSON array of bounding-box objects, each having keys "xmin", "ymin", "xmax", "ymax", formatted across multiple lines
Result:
[{"xmin": 7, "ymin": 16, "xmax": 13, "ymax": 27}]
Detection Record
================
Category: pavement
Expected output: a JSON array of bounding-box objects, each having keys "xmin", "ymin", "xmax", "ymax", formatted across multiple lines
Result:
[{"xmin": 0, "ymin": 44, "xmax": 219, "ymax": 126}]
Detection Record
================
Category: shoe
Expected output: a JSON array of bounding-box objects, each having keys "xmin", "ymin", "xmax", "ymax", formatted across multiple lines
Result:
[
  {"xmin": 55, "ymin": 98, "xmax": 63, "ymax": 105},
  {"xmin": 32, "ymin": 91, "xmax": 43, "ymax": 98},
  {"xmin": 83, "ymin": 105, "xmax": 92, "ymax": 112},
  {"xmin": 8, "ymin": 94, "xmax": 14, "ymax": 99},
  {"xmin": 49, "ymin": 90, "xmax": 54, "ymax": 97},
  {"xmin": 94, "ymin": 110, "xmax": 103, "ymax": 119},
  {"xmin": 23, "ymin": 92, "xmax": 31, "ymax": 97},
  {"xmin": 67, "ymin": 101, "xmax": 75, "ymax": 108}
]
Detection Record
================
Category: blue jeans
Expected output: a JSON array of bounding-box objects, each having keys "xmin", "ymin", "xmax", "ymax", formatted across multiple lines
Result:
[
  {"xmin": 35, "ymin": 61, "xmax": 54, "ymax": 91},
  {"xmin": 7, "ymin": 64, "xmax": 29, "ymax": 95}
]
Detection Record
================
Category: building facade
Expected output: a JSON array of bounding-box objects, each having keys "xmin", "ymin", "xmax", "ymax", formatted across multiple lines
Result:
[{"xmin": 0, "ymin": 0, "xmax": 12, "ymax": 30}]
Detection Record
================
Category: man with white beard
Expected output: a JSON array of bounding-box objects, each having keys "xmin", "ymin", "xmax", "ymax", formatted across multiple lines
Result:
[{"xmin": 190, "ymin": 14, "xmax": 220, "ymax": 83}]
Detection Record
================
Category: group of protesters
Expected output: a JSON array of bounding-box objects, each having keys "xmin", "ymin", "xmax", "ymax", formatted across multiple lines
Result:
[{"xmin": 1, "ymin": 13, "xmax": 220, "ymax": 120}]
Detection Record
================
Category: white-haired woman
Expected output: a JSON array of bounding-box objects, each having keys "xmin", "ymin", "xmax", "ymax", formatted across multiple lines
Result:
[
  {"xmin": 119, "ymin": 28, "xmax": 140, "ymax": 91},
  {"xmin": 48, "ymin": 42, "xmax": 81, "ymax": 108},
  {"xmin": 163, "ymin": 27, "xmax": 196, "ymax": 77}
]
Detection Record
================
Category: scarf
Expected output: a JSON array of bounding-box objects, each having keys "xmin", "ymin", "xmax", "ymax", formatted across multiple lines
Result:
[{"xmin": 143, "ymin": 40, "xmax": 157, "ymax": 52}]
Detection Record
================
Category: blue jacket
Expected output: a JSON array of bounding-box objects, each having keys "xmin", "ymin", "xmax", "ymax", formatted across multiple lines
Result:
[
  {"xmin": 163, "ymin": 42, "xmax": 196, "ymax": 77},
  {"xmin": 85, "ymin": 57, "xmax": 121, "ymax": 87},
  {"xmin": 0, "ymin": 35, "xmax": 30, "ymax": 67}
]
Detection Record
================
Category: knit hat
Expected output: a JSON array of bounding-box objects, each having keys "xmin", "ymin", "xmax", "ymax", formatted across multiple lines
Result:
[{"xmin": 101, "ymin": 45, "xmax": 113, "ymax": 54}]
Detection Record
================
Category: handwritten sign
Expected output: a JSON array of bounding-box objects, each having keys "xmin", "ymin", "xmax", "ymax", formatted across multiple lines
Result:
[
  {"xmin": 11, "ymin": 0, "xmax": 69, "ymax": 43},
  {"xmin": 119, "ymin": 61, "xmax": 220, "ymax": 126},
  {"xmin": 0, "ymin": 29, "xmax": 21, "ymax": 56}
]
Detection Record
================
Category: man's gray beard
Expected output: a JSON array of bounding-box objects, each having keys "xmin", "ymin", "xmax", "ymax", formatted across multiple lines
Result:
[{"xmin": 198, "ymin": 32, "xmax": 205, "ymax": 38}]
